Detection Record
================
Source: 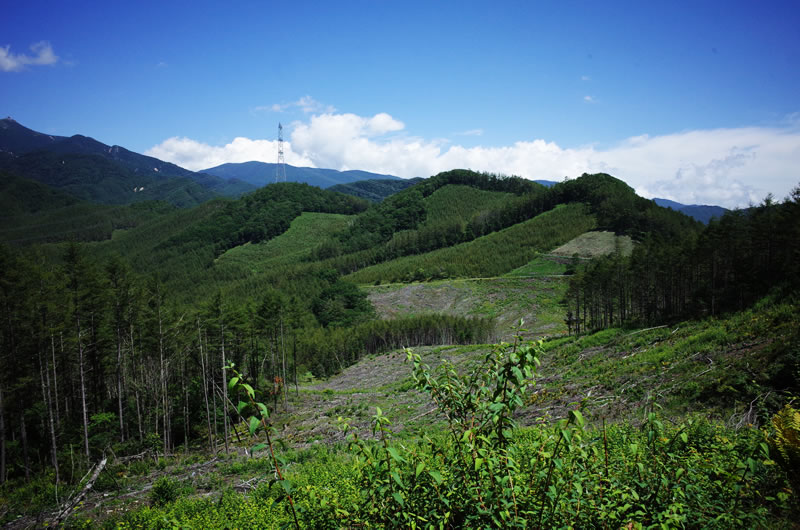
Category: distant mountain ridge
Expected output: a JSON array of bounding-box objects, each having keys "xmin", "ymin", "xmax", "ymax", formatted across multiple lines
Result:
[
  {"xmin": 0, "ymin": 118, "xmax": 255, "ymax": 206},
  {"xmin": 653, "ymin": 198, "xmax": 728, "ymax": 224},
  {"xmin": 328, "ymin": 178, "xmax": 424, "ymax": 202},
  {"xmin": 202, "ymin": 161, "xmax": 402, "ymax": 189}
]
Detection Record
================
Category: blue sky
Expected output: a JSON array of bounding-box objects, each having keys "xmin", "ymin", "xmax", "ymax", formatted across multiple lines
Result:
[{"xmin": 2, "ymin": 0, "xmax": 799, "ymax": 207}]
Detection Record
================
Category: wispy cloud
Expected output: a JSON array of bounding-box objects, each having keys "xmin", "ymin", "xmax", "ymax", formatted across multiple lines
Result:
[
  {"xmin": 0, "ymin": 41, "xmax": 58, "ymax": 72},
  {"xmin": 583, "ymin": 95, "xmax": 595, "ymax": 103},
  {"xmin": 456, "ymin": 128, "xmax": 484, "ymax": 137},
  {"xmin": 581, "ymin": 75, "xmax": 591, "ymax": 81},
  {"xmin": 156, "ymin": 61, "xmax": 168, "ymax": 69},
  {"xmin": 258, "ymin": 95, "xmax": 336, "ymax": 114},
  {"xmin": 148, "ymin": 109, "xmax": 800, "ymax": 208}
]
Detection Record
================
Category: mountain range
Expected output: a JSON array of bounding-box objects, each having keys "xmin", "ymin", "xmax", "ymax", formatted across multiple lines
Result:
[
  {"xmin": 0, "ymin": 118, "xmax": 728, "ymax": 223},
  {"xmin": 201, "ymin": 161, "xmax": 401, "ymax": 189},
  {"xmin": 0, "ymin": 117, "xmax": 254, "ymax": 206},
  {"xmin": 653, "ymin": 197, "xmax": 728, "ymax": 224}
]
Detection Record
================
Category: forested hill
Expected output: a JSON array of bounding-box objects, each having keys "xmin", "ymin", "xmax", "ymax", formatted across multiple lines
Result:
[
  {"xmin": 56, "ymin": 169, "xmax": 699, "ymax": 308},
  {"xmin": 1, "ymin": 167, "xmax": 799, "ymax": 527},
  {"xmin": 0, "ymin": 171, "xmax": 181, "ymax": 244},
  {"xmin": 328, "ymin": 177, "xmax": 424, "ymax": 202},
  {"xmin": 0, "ymin": 118, "xmax": 255, "ymax": 206}
]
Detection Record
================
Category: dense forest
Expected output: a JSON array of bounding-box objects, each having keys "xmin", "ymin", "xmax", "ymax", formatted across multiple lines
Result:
[
  {"xmin": 0, "ymin": 178, "xmax": 505, "ymax": 482},
  {"xmin": 0, "ymin": 166, "xmax": 798, "ymax": 527},
  {"xmin": 567, "ymin": 187, "xmax": 800, "ymax": 331}
]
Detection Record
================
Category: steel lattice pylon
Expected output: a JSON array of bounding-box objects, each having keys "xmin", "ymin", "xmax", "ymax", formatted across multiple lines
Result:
[{"xmin": 275, "ymin": 122, "xmax": 286, "ymax": 183}]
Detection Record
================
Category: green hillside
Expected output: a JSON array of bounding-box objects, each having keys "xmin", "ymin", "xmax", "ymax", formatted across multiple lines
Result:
[
  {"xmin": 421, "ymin": 183, "xmax": 515, "ymax": 225},
  {"xmin": 215, "ymin": 212, "xmax": 355, "ymax": 273},
  {"xmin": 1, "ymin": 170, "xmax": 798, "ymax": 528},
  {"xmin": 0, "ymin": 151, "xmax": 217, "ymax": 207},
  {"xmin": 345, "ymin": 203, "xmax": 596, "ymax": 283},
  {"xmin": 0, "ymin": 171, "xmax": 177, "ymax": 244},
  {"xmin": 84, "ymin": 183, "xmax": 369, "ymax": 302},
  {"xmin": 328, "ymin": 177, "xmax": 422, "ymax": 202}
]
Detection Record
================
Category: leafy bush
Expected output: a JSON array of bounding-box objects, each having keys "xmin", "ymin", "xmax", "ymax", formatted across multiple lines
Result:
[
  {"xmin": 335, "ymin": 337, "xmax": 793, "ymax": 528},
  {"xmin": 766, "ymin": 404, "xmax": 800, "ymax": 494},
  {"xmin": 150, "ymin": 476, "xmax": 181, "ymax": 506}
]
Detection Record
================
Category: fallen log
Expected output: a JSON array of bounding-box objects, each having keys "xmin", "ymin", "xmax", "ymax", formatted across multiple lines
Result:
[{"xmin": 52, "ymin": 455, "xmax": 108, "ymax": 527}]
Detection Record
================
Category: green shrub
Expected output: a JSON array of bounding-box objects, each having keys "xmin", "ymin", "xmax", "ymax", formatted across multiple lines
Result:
[{"xmin": 150, "ymin": 476, "xmax": 181, "ymax": 506}]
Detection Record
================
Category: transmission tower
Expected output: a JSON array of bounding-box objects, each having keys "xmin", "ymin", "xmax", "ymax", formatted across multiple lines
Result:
[{"xmin": 275, "ymin": 122, "xmax": 286, "ymax": 183}]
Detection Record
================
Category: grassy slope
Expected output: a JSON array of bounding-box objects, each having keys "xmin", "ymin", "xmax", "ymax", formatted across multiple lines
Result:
[
  {"xmin": 421, "ymin": 184, "xmax": 513, "ymax": 225},
  {"xmin": 504, "ymin": 230, "xmax": 633, "ymax": 277},
  {"xmin": 7, "ymin": 178, "xmax": 796, "ymax": 526},
  {"xmin": 276, "ymin": 295, "xmax": 799, "ymax": 444},
  {"xmin": 549, "ymin": 230, "xmax": 633, "ymax": 258},
  {"xmin": 366, "ymin": 277, "xmax": 568, "ymax": 339},
  {"xmin": 46, "ymin": 297, "xmax": 796, "ymax": 528},
  {"xmin": 346, "ymin": 203, "xmax": 596, "ymax": 284},
  {"xmin": 214, "ymin": 212, "xmax": 354, "ymax": 274}
]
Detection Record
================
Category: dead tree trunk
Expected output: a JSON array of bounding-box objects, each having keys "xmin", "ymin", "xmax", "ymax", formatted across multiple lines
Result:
[
  {"xmin": 199, "ymin": 322, "xmax": 213, "ymax": 454},
  {"xmin": 39, "ymin": 349, "xmax": 59, "ymax": 483},
  {"xmin": 116, "ymin": 325, "xmax": 125, "ymax": 443},
  {"xmin": 221, "ymin": 321, "xmax": 229, "ymax": 455},
  {"xmin": 0, "ymin": 385, "xmax": 5, "ymax": 484},
  {"xmin": 52, "ymin": 455, "xmax": 107, "ymax": 527},
  {"xmin": 78, "ymin": 329, "xmax": 90, "ymax": 460}
]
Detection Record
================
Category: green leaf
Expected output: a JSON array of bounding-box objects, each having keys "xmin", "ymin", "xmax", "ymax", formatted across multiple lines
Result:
[
  {"xmin": 391, "ymin": 470, "xmax": 405, "ymax": 489},
  {"xmin": 280, "ymin": 479, "xmax": 293, "ymax": 495},
  {"xmin": 257, "ymin": 402, "xmax": 269, "ymax": 419},
  {"xmin": 475, "ymin": 457, "xmax": 484, "ymax": 471},
  {"xmin": 560, "ymin": 429, "xmax": 572, "ymax": 444},
  {"xmin": 228, "ymin": 377, "xmax": 239, "ymax": 391},
  {"xmin": 415, "ymin": 461, "xmax": 425, "ymax": 478},
  {"xmin": 680, "ymin": 432, "xmax": 688, "ymax": 444},
  {"xmin": 236, "ymin": 401, "xmax": 247, "ymax": 415},
  {"xmin": 387, "ymin": 446, "xmax": 406, "ymax": 463},
  {"xmin": 242, "ymin": 383, "xmax": 255, "ymax": 400},
  {"xmin": 392, "ymin": 492, "xmax": 405, "ymax": 507},
  {"xmin": 248, "ymin": 416, "xmax": 260, "ymax": 436},
  {"xmin": 429, "ymin": 470, "xmax": 443, "ymax": 485},
  {"xmin": 569, "ymin": 409, "xmax": 585, "ymax": 428},
  {"xmin": 251, "ymin": 443, "xmax": 267, "ymax": 453}
]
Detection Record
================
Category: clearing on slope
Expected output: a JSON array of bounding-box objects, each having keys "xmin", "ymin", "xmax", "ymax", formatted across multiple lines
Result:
[
  {"xmin": 550, "ymin": 230, "xmax": 633, "ymax": 258},
  {"xmin": 366, "ymin": 277, "xmax": 567, "ymax": 340},
  {"xmin": 215, "ymin": 212, "xmax": 355, "ymax": 274},
  {"xmin": 345, "ymin": 203, "xmax": 596, "ymax": 284},
  {"xmin": 505, "ymin": 230, "xmax": 633, "ymax": 277}
]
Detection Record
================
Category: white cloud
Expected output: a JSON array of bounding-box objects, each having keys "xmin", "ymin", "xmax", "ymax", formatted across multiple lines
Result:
[
  {"xmin": 261, "ymin": 95, "xmax": 336, "ymax": 114},
  {"xmin": 456, "ymin": 128, "xmax": 484, "ymax": 137},
  {"xmin": 145, "ymin": 136, "xmax": 314, "ymax": 171},
  {"xmin": 581, "ymin": 75, "xmax": 591, "ymax": 81},
  {"xmin": 583, "ymin": 95, "xmax": 595, "ymax": 103},
  {"xmin": 148, "ymin": 110, "xmax": 800, "ymax": 208},
  {"xmin": 0, "ymin": 41, "xmax": 58, "ymax": 72}
]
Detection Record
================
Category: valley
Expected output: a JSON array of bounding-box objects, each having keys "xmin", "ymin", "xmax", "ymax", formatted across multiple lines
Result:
[{"xmin": 0, "ymin": 122, "xmax": 798, "ymax": 527}]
